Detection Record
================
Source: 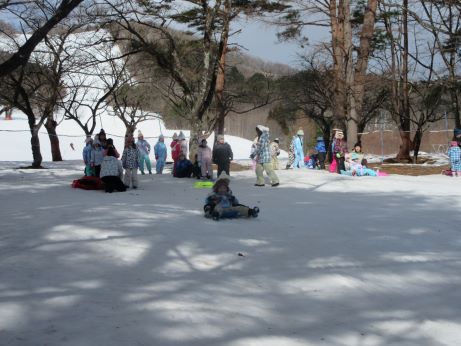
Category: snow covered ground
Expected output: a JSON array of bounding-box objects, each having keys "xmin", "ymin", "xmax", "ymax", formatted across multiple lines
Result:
[{"xmin": 1, "ymin": 161, "xmax": 460, "ymax": 346}]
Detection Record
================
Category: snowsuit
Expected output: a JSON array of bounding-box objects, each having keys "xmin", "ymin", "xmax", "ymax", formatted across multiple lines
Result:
[
  {"xmin": 198, "ymin": 144, "xmax": 213, "ymax": 178},
  {"xmin": 270, "ymin": 141, "xmax": 281, "ymax": 170},
  {"xmin": 136, "ymin": 138, "xmax": 152, "ymax": 174},
  {"xmin": 175, "ymin": 158, "xmax": 193, "ymax": 178},
  {"xmin": 83, "ymin": 143, "xmax": 94, "ymax": 176},
  {"xmin": 205, "ymin": 191, "xmax": 251, "ymax": 218},
  {"xmin": 293, "ymin": 135, "xmax": 304, "ymax": 169},
  {"xmin": 121, "ymin": 146, "xmax": 139, "ymax": 188},
  {"xmin": 90, "ymin": 146, "xmax": 105, "ymax": 177},
  {"xmin": 213, "ymin": 142, "xmax": 233, "ymax": 176},
  {"xmin": 253, "ymin": 127, "xmax": 279, "ymax": 186},
  {"xmin": 171, "ymin": 140, "xmax": 181, "ymax": 176},
  {"xmin": 448, "ymin": 145, "xmax": 461, "ymax": 173},
  {"xmin": 100, "ymin": 156, "xmax": 126, "ymax": 192},
  {"xmin": 154, "ymin": 141, "xmax": 167, "ymax": 174},
  {"xmin": 333, "ymin": 138, "xmax": 348, "ymax": 174},
  {"xmin": 315, "ymin": 138, "xmax": 327, "ymax": 169}
]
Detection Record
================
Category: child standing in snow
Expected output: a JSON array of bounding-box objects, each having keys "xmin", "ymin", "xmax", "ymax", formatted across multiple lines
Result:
[
  {"xmin": 121, "ymin": 135, "xmax": 139, "ymax": 189},
  {"xmin": 136, "ymin": 130, "xmax": 152, "ymax": 175},
  {"xmin": 204, "ymin": 173, "xmax": 259, "ymax": 220},
  {"xmin": 83, "ymin": 137, "xmax": 93, "ymax": 176},
  {"xmin": 154, "ymin": 135, "xmax": 167, "ymax": 174},
  {"xmin": 198, "ymin": 138, "xmax": 213, "ymax": 179},
  {"xmin": 90, "ymin": 138, "xmax": 105, "ymax": 177},
  {"xmin": 448, "ymin": 141, "xmax": 461, "ymax": 176}
]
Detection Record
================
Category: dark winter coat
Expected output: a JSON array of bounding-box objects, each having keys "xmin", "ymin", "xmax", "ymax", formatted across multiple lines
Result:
[{"xmin": 212, "ymin": 142, "xmax": 233, "ymax": 165}]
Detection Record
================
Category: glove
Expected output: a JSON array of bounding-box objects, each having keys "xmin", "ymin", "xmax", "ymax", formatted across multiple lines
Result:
[
  {"xmin": 336, "ymin": 153, "xmax": 341, "ymax": 158},
  {"xmin": 250, "ymin": 153, "xmax": 255, "ymax": 159}
]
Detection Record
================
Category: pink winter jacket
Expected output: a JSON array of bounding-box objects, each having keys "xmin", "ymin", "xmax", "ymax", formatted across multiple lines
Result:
[{"xmin": 198, "ymin": 145, "xmax": 212, "ymax": 163}]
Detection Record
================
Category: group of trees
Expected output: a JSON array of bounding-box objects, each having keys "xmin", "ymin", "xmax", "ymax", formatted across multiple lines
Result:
[{"xmin": 0, "ymin": 0, "xmax": 460, "ymax": 166}]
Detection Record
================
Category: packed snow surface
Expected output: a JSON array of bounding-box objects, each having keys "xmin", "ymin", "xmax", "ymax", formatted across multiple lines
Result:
[{"xmin": 0, "ymin": 162, "xmax": 460, "ymax": 346}]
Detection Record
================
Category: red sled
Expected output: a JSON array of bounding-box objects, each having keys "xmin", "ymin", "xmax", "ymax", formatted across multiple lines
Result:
[
  {"xmin": 442, "ymin": 169, "xmax": 453, "ymax": 176},
  {"xmin": 71, "ymin": 176, "xmax": 105, "ymax": 190}
]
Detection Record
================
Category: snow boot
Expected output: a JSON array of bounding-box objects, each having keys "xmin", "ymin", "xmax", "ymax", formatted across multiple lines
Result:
[
  {"xmin": 212, "ymin": 211, "xmax": 220, "ymax": 221},
  {"xmin": 249, "ymin": 207, "xmax": 259, "ymax": 218},
  {"xmin": 204, "ymin": 204, "xmax": 213, "ymax": 218}
]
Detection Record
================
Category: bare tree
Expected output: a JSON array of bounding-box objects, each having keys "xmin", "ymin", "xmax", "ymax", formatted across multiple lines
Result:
[{"xmin": 0, "ymin": 0, "xmax": 85, "ymax": 77}]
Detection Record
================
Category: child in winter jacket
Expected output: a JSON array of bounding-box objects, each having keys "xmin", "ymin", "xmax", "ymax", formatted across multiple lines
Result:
[
  {"xmin": 270, "ymin": 138, "xmax": 281, "ymax": 170},
  {"xmin": 121, "ymin": 135, "xmax": 139, "ymax": 188},
  {"xmin": 315, "ymin": 136, "xmax": 327, "ymax": 169},
  {"xmin": 174, "ymin": 153, "xmax": 193, "ymax": 178},
  {"xmin": 333, "ymin": 129, "xmax": 348, "ymax": 174},
  {"xmin": 198, "ymin": 138, "xmax": 213, "ymax": 179},
  {"xmin": 136, "ymin": 130, "xmax": 152, "ymax": 175},
  {"xmin": 204, "ymin": 173, "xmax": 259, "ymax": 220},
  {"xmin": 170, "ymin": 133, "xmax": 181, "ymax": 176},
  {"xmin": 154, "ymin": 135, "xmax": 167, "ymax": 174},
  {"xmin": 90, "ymin": 139, "xmax": 105, "ymax": 177},
  {"xmin": 83, "ymin": 137, "xmax": 94, "ymax": 176},
  {"xmin": 448, "ymin": 140, "xmax": 461, "ymax": 176}
]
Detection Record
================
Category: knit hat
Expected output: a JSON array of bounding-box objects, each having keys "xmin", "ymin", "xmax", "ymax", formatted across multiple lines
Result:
[
  {"xmin": 138, "ymin": 130, "xmax": 143, "ymax": 138},
  {"xmin": 213, "ymin": 172, "xmax": 230, "ymax": 192},
  {"xmin": 178, "ymin": 131, "xmax": 186, "ymax": 140},
  {"xmin": 316, "ymin": 136, "xmax": 324, "ymax": 141},
  {"xmin": 217, "ymin": 134, "xmax": 224, "ymax": 141},
  {"xmin": 99, "ymin": 129, "xmax": 106, "ymax": 135},
  {"xmin": 256, "ymin": 125, "xmax": 269, "ymax": 132},
  {"xmin": 159, "ymin": 134, "xmax": 164, "ymax": 140},
  {"xmin": 296, "ymin": 129, "xmax": 304, "ymax": 136},
  {"xmin": 85, "ymin": 136, "xmax": 93, "ymax": 144},
  {"xmin": 451, "ymin": 141, "xmax": 458, "ymax": 147},
  {"xmin": 172, "ymin": 132, "xmax": 178, "ymax": 140}
]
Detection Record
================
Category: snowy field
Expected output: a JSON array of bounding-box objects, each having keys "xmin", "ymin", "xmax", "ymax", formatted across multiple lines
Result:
[{"xmin": 1, "ymin": 161, "xmax": 460, "ymax": 346}]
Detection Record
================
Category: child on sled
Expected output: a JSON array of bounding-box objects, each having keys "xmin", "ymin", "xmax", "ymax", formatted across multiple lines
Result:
[{"xmin": 204, "ymin": 173, "xmax": 259, "ymax": 220}]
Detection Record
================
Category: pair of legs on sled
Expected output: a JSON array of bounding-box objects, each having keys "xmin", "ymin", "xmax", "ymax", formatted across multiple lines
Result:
[{"xmin": 204, "ymin": 203, "xmax": 259, "ymax": 220}]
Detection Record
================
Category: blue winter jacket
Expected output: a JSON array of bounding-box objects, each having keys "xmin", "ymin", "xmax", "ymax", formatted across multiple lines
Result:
[
  {"xmin": 83, "ymin": 144, "xmax": 92, "ymax": 164},
  {"xmin": 154, "ymin": 141, "xmax": 167, "ymax": 161},
  {"xmin": 315, "ymin": 139, "xmax": 326, "ymax": 153}
]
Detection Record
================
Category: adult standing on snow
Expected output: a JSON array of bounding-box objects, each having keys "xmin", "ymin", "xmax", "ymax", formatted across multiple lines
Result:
[
  {"xmin": 213, "ymin": 135, "xmax": 233, "ymax": 176},
  {"xmin": 154, "ymin": 135, "xmax": 167, "ymax": 174},
  {"xmin": 252, "ymin": 125, "xmax": 279, "ymax": 187},
  {"xmin": 136, "ymin": 130, "xmax": 152, "ymax": 175},
  {"xmin": 293, "ymin": 128, "xmax": 304, "ymax": 169}
]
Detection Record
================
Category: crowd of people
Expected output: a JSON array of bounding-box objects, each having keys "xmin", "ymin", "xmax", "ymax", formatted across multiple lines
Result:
[{"xmin": 80, "ymin": 125, "xmax": 461, "ymax": 195}]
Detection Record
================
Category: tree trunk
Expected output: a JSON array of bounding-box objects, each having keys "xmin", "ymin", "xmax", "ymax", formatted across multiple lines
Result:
[
  {"xmin": 45, "ymin": 118, "xmax": 63, "ymax": 161},
  {"xmin": 188, "ymin": 120, "xmax": 203, "ymax": 163},
  {"xmin": 412, "ymin": 128, "xmax": 423, "ymax": 163},
  {"xmin": 398, "ymin": 0, "xmax": 412, "ymax": 161},
  {"xmin": 214, "ymin": 27, "xmax": 228, "ymax": 139},
  {"xmin": 30, "ymin": 126, "xmax": 43, "ymax": 168},
  {"xmin": 396, "ymin": 130, "xmax": 412, "ymax": 162}
]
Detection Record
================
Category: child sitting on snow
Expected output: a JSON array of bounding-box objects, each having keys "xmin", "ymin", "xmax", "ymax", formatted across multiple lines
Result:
[
  {"xmin": 448, "ymin": 141, "xmax": 461, "ymax": 177},
  {"xmin": 342, "ymin": 158, "xmax": 377, "ymax": 176},
  {"xmin": 204, "ymin": 173, "xmax": 259, "ymax": 220}
]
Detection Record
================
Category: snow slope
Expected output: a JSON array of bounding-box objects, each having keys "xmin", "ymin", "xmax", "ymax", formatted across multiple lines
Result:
[{"xmin": 0, "ymin": 163, "xmax": 460, "ymax": 346}]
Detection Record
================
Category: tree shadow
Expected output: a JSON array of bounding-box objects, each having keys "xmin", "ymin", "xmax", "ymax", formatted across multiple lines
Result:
[{"xmin": 0, "ymin": 167, "xmax": 460, "ymax": 346}]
